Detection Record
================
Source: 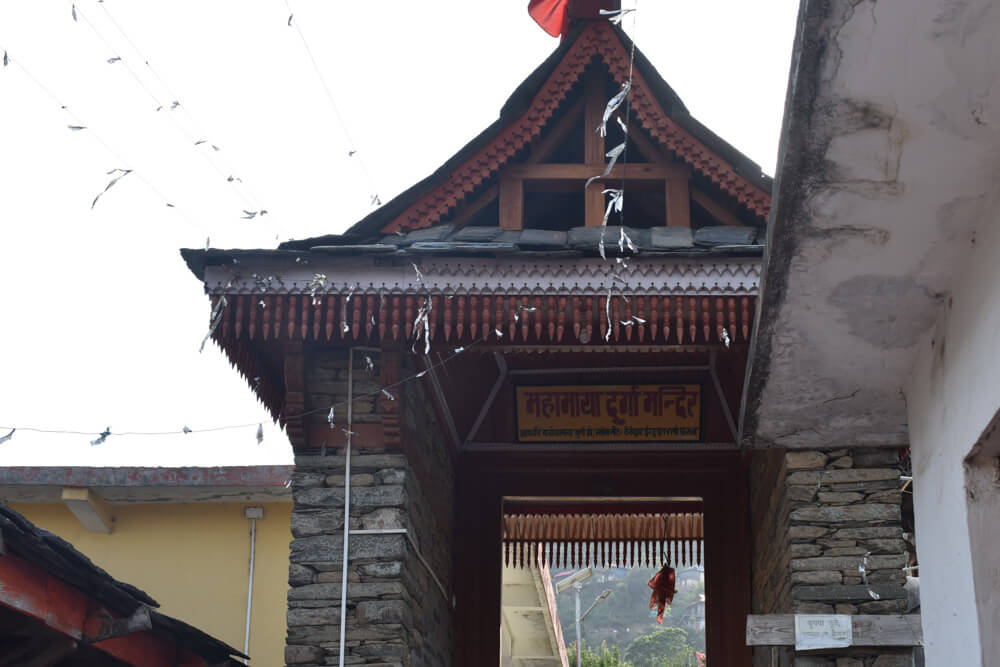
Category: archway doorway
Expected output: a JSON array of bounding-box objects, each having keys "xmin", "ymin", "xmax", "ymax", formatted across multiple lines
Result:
[{"xmin": 455, "ymin": 450, "xmax": 751, "ymax": 665}]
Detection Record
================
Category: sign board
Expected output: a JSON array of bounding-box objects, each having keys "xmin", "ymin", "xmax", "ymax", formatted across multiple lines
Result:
[
  {"xmin": 515, "ymin": 384, "xmax": 701, "ymax": 442},
  {"xmin": 793, "ymin": 614, "xmax": 853, "ymax": 651}
]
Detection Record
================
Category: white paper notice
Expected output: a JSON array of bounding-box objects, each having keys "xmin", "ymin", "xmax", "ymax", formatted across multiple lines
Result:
[{"xmin": 794, "ymin": 614, "xmax": 853, "ymax": 651}]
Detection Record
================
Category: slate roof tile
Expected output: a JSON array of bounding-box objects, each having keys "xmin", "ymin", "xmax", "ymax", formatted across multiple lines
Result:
[{"xmin": 694, "ymin": 226, "xmax": 758, "ymax": 247}]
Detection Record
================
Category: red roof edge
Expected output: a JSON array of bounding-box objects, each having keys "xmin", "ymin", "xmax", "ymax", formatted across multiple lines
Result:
[
  {"xmin": 0, "ymin": 551, "xmax": 241, "ymax": 666},
  {"xmin": 0, "ymin": 466, "xmax": 293, "ymax": 488}
]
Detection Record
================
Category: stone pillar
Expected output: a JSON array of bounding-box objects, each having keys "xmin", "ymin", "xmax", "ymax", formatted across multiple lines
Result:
[
  {"xmin": 284, "ymin": 350, "xmax": 454, "ymax": 667},
  {"xmin": 751, "ymin": 448, "xmax": 915, "ymax": 667}
]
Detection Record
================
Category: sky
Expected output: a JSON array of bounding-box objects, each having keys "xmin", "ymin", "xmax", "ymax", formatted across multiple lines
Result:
[{"xmin": 0, "ymin": 0, "xmax": 800, "ymax": 467}]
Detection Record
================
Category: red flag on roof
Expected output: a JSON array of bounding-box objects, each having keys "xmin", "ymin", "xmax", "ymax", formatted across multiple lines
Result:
[{"xmin": 528, "ymin": 0, "xmax": 570, "ymax": 37}]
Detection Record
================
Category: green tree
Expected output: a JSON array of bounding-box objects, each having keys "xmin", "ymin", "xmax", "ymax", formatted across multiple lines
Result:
[
  {"xmin": 624, "ymin": 627, "xmax": 697, "ymax": 667},
  {"xmin": 567, "ymin": 640, "xmax": 628, "ymax": 667}
]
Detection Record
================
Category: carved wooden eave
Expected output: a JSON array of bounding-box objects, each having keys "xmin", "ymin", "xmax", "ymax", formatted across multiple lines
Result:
[
  {"xmin": 202, "ymin": 255, "xmax": 758, "ymax": 348},
  {"xmin": 200, "ymin": 254, "xmax": 759, "ymax": 434}
]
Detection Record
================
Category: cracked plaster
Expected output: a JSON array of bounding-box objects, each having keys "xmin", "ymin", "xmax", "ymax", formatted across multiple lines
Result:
[{"xmin": 744, "ymin": 0, "xmax": 1000, "ymax": 448}]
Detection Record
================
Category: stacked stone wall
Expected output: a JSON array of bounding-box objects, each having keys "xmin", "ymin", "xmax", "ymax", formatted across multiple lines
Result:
[
  {"xmin": 750, "ymin": 448, "xmax": 792, "ymax": 615},
  {"xmin": 750, "ymin": 448, "xmax": 916, "ymax": 667},
  {"xmin": 285, "ymin": 349, "xmax": 454, "ymax": 667},
  {"xmin": 399, "ymin": 360, "xmax": 454, "ymax": 667}
]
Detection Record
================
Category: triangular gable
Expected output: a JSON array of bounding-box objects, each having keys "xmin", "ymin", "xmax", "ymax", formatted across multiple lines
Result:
[{"xmin": 362, "ymin": 21, "xmax": 771, "ymax": 237}]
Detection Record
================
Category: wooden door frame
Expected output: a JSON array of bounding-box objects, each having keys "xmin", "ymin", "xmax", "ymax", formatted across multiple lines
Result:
[{"xmin": 454, "ymin": 450, "xmax": 751, "ymax": 666}]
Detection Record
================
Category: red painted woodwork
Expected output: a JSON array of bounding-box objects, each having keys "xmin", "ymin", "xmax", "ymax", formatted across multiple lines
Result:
[
  {"xmin": 470, "ymin": 296, "xmax": 480, "ymax": 339},
  {"xmin": 391, "ymin": 296, "xmax": 401, "ymax": 341},
  {"xmin": 352, "ymin": 296, "xmax": 362, "ymax": 340},
  {"xmin": 275, "ymin": 295, "xmax": 284, "ymax": 340},
  {"xmin": 0, "ymin": 552, "xmax": 220, "ymax": 667}
]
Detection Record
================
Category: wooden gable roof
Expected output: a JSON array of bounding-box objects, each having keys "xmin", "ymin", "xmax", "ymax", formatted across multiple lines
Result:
[{"xmin": 340, "ymin": 20, "xmax": 772, "ymax": 240}]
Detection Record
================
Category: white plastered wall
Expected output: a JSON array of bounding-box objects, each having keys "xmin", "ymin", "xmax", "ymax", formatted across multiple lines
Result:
[{"xmin": 906, "ymin": 191, "xmax": 1000, "ymax": 666}]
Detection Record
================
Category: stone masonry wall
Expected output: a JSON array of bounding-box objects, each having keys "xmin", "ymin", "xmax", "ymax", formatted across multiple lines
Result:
[
  {"xmin": 284, "ymin": 349, "xmax": 454, "ymax": 667},
  {"xmin": 398, "ymin": 362, "xmax": 454, "ymax": 667},
  {"xmin": 750, "ymin": 448, "xmax": 792, "ymax": 616},
  {"xmin": 751, "ymin": 448, "xmax": 916, "ymax": 667}
]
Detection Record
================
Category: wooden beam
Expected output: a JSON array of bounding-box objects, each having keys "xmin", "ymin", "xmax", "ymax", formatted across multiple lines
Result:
[
  {"xmin": 585, "ymin": 182, "xmax": 604, "ymax": 227},
  {"xmin": 745, "ymin": 614, "xmax": 923, "ymax": 647},
  {"xmin": 61, "ymin": 488, "xmax": 113, "ymax": 534},
  {"xmin": 498, "ymin": 177, "xmax": 523, "ymax": 231},
  {"xmin": 583, "ymin": 73, "xmax": 605, "ymax": 166},
  {"xmin": 525, "ymin": 98, "xmax": 584, "ymax": 165},
  {"xmin": 666, "ymin": 172, "xmax": 691, "ymax": 227},
  {"xmin": 692, "ymin": 188, "xmax": 745, "ymax": 226},
  {"xmin": 504, "ymin": 163, "xmax": 687, "ymax": 181},
  {"xmin": 452, "ymin": 184, "xmax": 498, "ymax": 228}
]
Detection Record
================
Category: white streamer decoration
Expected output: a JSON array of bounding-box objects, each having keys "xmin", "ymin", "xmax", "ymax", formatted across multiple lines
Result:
[
  {"xmin": 0, "ymin": 428, "xmax": 14, "ymax": 444},
  {"xmin": 342, "ymin": 284, "xmax": 356, "ymax": 334},
  {"xmin": 256, "ymin": 424, "xmax": 264, "ymax": 445},
  {"xmin": 90, "ymin": 427, "xmax": 111, "ymax": 446},
  {"xmin": 199, "ymin": 296, "xmax": 228, "ymax": 353},
  {"xmin": 307, "ymin": 273, "xmax": 327, "ymax": 305},
  {"xmin": 585, "ymin": 143, "xmax": 626, "ymax": 190},
  {"xmin": 599, "ymin": 7, "xmax": 635, "ymax": 24},
  {"xmin": 91, "ymin": 168, "xmax": 133, "ymax": 209},
  {"xmin": 605, "ymin": 286, "xmax": 613, "ymax": 342},
  {"xmin": 412, "ymin": 299, "xmax": 432, "ymax": 355},
  {"xmin": 597, "ymin": 82, "xmax": 630, "ymax": 137}
]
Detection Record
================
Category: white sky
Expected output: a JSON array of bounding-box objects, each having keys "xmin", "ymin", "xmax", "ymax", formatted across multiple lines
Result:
[{"xmin": 0, "ymin": 1, "xmax": 799, "ymax": 467}]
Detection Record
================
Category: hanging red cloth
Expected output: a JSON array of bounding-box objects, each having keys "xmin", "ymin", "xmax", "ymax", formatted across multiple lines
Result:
[
  {"xmin": 527, "ymin": 0, "xmax": 571, "ymax": 37},
  {"xmin": 647, "ymin": 563, "xmax": 676, "ymax": 624}
]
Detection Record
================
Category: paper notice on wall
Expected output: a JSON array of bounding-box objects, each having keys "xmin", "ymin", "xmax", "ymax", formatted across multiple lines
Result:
[{"xmin": 794, "ymin": 614, "xmax": 853, "ymax": 651}]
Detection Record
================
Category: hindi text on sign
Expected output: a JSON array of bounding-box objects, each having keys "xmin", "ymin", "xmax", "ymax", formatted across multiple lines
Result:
[{"xmin": 516, "ymin": 384, "xmax": 701, "ymax": 442}]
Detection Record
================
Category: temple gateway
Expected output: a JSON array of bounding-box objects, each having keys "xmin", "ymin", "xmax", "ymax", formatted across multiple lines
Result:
[{"xmin": 182, "ymin": 2, "xmax": 928, "ymax": 665}]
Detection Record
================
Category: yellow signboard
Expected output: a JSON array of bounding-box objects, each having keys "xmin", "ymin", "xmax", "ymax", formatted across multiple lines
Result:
[{"xmin": 515, "ymin": 384, "xmax": 702, "ymax": 442}]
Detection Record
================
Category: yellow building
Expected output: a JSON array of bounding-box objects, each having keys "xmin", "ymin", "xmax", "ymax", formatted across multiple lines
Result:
[{"xmin": 0, "ymin": 466, "xmax": 292, "ymax": 667}]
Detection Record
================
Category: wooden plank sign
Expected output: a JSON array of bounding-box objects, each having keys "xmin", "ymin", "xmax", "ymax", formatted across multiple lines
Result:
[
  {"xmin": 746, "ymin": 614, "xmax": 923, "ymax": 647},
  {"xmin": 515, "ymin": 384, "xmax": 701, "ymax": 442}
]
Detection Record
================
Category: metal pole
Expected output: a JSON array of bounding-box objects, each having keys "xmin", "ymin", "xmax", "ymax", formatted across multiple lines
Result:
[
  {"xmin": 574, "ymin": 583, "xmax": 582, "ymax": 667},
  {"xmin": 338, "ymin": 348, "xmax": 356, "ymax": 667},
  {"xmin": 242, "ymin": 516, "xmax": 256, "ymax": 665}
]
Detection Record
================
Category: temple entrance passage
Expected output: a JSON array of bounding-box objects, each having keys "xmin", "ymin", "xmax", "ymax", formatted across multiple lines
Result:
[
  {"xmin": 454, "ymin": 451, "xmax": 751, "ymax": 666},
  {"xmin": 500, "ymin": 500, "xmax": 707, "ymax": 667}
]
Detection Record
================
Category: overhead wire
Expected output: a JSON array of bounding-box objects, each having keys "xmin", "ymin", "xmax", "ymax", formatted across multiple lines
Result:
[
  {"xmin": 0, "ymin": 331, "xmax": 486, "ymax": 442},
  {"xmin": 71, "ymin": 2, "xmax": 270, "ymax": 218},
  {"xmin": 94, "ymin": 0, "xmax": 275, "ymax": 222},
  {"xmin": 282, "ymin": 0, "xmax": 382, "ymax": 207},
  {"xmin": 0, "ymin": 40, "xmax": 204, "ymax": 231}
]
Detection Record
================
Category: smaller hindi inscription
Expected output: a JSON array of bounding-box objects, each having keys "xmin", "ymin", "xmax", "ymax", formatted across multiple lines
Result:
[
  {"xmin": 794, "ymin": 614, "xmax": 853, "ymax": 651},
  {"xmin": 515, "ymin": 384, "xmax": 701, "ymax": 442}
]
